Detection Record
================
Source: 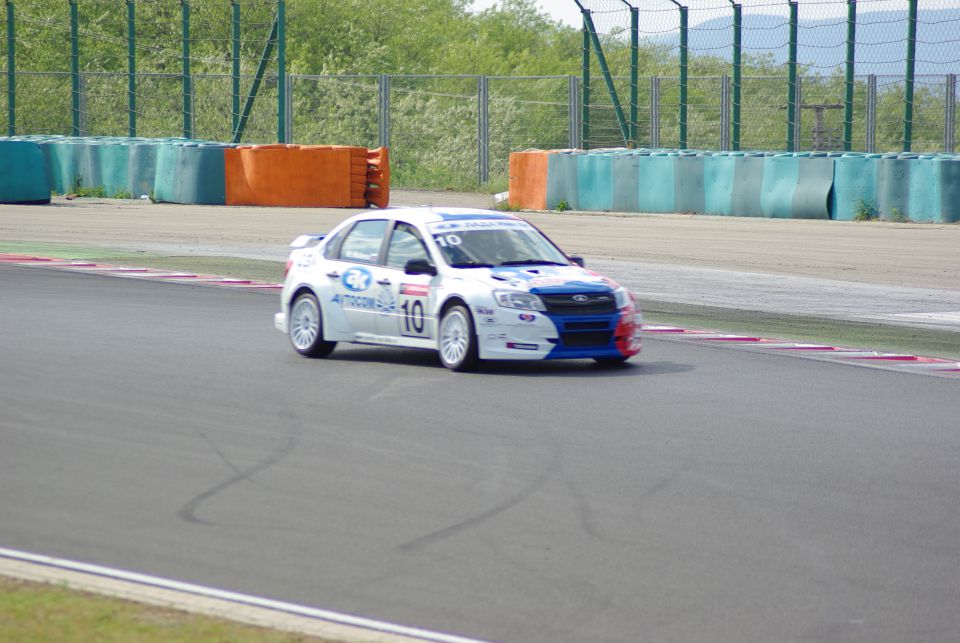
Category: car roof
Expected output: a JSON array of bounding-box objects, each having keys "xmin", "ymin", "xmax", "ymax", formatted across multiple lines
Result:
[{"xmin": 346, "ymin": 206, "xmax": 522, "ymax": 227}]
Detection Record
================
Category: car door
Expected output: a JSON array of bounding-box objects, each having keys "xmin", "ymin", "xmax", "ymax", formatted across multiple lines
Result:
[
  {"xmin": 326, "ymin": 218, "xmax": 389, "ymax": 335},
  {"xmin": 375, "ymin": 221, "xmax": 437, "ymax": 340}
]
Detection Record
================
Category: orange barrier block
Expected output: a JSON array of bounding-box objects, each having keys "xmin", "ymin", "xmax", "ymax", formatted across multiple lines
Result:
[
  {"xmin": 365, "ymin": 147, "xmax": 390, "ymax": 209},
  {"xmin": 225, "ymin": 145, "xmax": 361, "ymax": 207},
  {"xmin": 508, "ymin": 150, "xmax": 553, "ymax": 211},
  {"xmin": 224, "ymin": 144, "xmax": 391, "ymax": 208}
]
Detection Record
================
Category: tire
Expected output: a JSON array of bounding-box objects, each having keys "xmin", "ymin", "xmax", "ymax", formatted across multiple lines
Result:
[
  {"xmin": 288, "ymin": 292, "xmax": 336, "ymax": 358},
  {"xmin": 437, "ymin": 304, "xmax": 479, "ymax": 371},
  {"xmin": 593, "ymin": 355, "xmax": 631, "ymax": 366}
]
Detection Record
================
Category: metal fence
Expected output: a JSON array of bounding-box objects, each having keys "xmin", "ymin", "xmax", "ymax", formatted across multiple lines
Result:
[{"xmin": 576, "ymin": 0, "xmax": 960, "ymax": 154}]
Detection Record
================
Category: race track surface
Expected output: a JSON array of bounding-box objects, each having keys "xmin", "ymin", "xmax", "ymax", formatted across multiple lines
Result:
[{"xmin": 2, "ymin": 266, "xmax": 959, "ymax": 642}]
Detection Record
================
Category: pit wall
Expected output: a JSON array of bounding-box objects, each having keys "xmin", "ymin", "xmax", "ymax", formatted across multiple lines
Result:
[
  {"xmin": 0, "ymin": 136, "xmax": 389, "ymax": 208},
  {"xmin": 509, "ymin": 149, "xmax": 960, "ymax": 223}
]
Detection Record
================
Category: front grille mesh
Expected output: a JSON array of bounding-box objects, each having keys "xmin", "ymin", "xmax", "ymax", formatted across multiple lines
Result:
[{"xmin": 540, "ymin": 293, "xmax": 616, "ymax": 315}]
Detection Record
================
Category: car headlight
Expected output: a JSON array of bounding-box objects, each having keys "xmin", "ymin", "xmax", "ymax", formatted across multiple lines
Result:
[
  {"xmin": 613, "ymin": 287, "xmax": 630, "ymax": 309},
  {"xmin": 494, "ymin": 290, "xmax": 546, "ymax": 311}
]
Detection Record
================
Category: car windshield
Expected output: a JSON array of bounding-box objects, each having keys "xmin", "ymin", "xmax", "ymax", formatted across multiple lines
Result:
[{"xmin": 428, "ymin": 219, "xmax": 569, "ymax": 268}]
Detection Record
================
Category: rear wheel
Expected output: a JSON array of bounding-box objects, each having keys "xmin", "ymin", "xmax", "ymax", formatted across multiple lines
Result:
[
  {"xmin": 438, "ymin": 304, "xmax": 479, "ymax": 371},
  {"xmin": 289, "ymin": 292, "xmax": 336, "ymax": 358}
]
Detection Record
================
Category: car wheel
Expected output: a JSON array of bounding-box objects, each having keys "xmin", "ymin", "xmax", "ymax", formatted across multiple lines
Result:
[
  {"xmin": 438, "ymin": 304, "xmax": 479, "ymax": 371},
  {"xmin": 289, "ymin": 292, "xmax": 336, "ymax": 358},
  {"xmin": 593, "ymin": 355, "xmax": 631, "ymax": 366}
]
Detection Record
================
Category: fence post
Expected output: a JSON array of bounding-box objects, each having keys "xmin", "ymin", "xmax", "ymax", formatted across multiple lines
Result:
[
  {"xmin": 673, "ymin": 1, "xmax": 688, "ymax": 149},
  {"xmin": 231, "ymin": 1, "xmax": 240, "ymax": 136},
  {"xmin": 720, "ymin": 75, "xmax": 730, "ymax": 150},
  {"xmin": 5, "ymin": 0, "xmax": 14, "ymax": 136},
  {"xmin": 627, "ymin": 2, "xmax": 638, "ymax": 146},
  {"xmin": 277, "ymin": 0, "xmax": 286, "ymax": 143},
  {"xmin": 903, "ymin": 0, "xmax": 918, "ymax": 152},
  {"xmin": 843, "ymin": 0, "xmax": 856, "ymax": 151},
  {"xmin": 946, "ymin": 74, "xmax": 956, "ymax": 154},
  {"xmin": 181, "ymin": 0, "xmax": 193, "ymax": 139},
  {"xmin": 70, "ymin": 0, "xmax": 80, "ymax": 136},
  {"xmin": 581, "ymin": 12, "xmax": 590, "ymax": 149},
  {"xmin": 284, "ymin": 73, "xmax": 292, "ymax": 143},
  {"xmin": 786, "ymin": 1, "xmax": 798, "ymax": 152},
  {"xmin": 866, "ymin": 74, "xmax": 876, "ymax": 153},
  {"xmin": 651, "ymin": 76, "xmax": 660, "ymax": 148},
  {"xmin": 378, "ymin": 74, "xmax": 390, "ymax": 149},
  {"xmin": 127, "ymin": 0, "xmax": 136, "ymax": 137},
  {"xmin": 730, "ymin": 1, "xmax": 741, "ymax": 151},
  {"xmin": 794, "ymin": 75, "xmax": 803, "ymax": 150},
  {"xmin": 478, "ymin": 75, "xmax": 489, "ymax": 184},
  {"xmin": 569, "ymin": 75, "xmax": 580, "ymax": 149}
]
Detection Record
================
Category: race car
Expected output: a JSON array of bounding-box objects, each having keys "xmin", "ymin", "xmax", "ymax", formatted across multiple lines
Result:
[{"xmin": 274, "ymin": 207, "xmax": 642, "ymax": 371}]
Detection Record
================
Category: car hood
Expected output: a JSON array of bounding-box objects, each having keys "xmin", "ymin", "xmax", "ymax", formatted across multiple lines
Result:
[{"xmin": 461, "ymin": 264, "xmax": 617, "ymax": 294}]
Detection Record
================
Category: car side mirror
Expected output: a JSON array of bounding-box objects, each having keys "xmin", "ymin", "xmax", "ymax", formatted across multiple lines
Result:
[
  {"xmin": 570, "ymin": 256, "xmax": 585, "ymax": 267},
  {"xmin": 405, "ymin": 258, "xmax": 437, "ymax": 276}
]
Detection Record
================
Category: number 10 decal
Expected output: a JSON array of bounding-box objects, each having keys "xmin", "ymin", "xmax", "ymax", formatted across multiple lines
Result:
[
  {"xmin": 401, "ymin": 299, "xmax": 425, "ymax": 336},
  {"xmin": 398, "ymin": 283, "xmax": 431, "ymax": 338}
]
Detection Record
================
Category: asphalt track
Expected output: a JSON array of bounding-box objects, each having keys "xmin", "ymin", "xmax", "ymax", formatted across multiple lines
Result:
[{"xmin": 2, "ymin": 265, "xmax": 960, "ymax": 642}]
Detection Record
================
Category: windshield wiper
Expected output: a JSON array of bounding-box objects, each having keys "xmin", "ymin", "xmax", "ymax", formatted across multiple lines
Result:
[
  {"xmin": 498, "ymin": 259, "xmax": 568, "ymax": 266},
  {"xmin": 448, "ymin": 261, "xmax": 495, "ymax": 268}
]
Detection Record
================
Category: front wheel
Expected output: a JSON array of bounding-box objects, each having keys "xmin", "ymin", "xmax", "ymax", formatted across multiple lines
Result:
[
  {"xmin": 289, "ymin": 292, "xmax": 336, "ymax": 358},
  {"xmin": 438, "ymin": 304, "xmax": 479, "ymax": 371}
]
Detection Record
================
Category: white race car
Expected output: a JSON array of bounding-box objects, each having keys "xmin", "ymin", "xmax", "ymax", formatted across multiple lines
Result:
[{"xmin": 274, "ymin": 207, "xmax": 642, "ymax": 371}]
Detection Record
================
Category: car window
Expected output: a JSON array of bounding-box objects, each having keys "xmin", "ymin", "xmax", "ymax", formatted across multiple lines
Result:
[
  {"xmin": 337, "ymin": 219, "xmax": 388, "ymax": 264},
  {"xmin": 322, "ymin": 225, "xmax": 350, "ymax": 259},
  {"xmin": 386, "ymin": 222, "xmax": 431, "ymax": 269}
]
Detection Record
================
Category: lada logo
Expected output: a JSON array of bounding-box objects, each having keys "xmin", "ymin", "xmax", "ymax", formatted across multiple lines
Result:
[
  {"xmin": 342, "ymin": 267, "xmax": 372, "ymax": 292},
  {"xmin": 572, "ymin": 294, "xmax": 590, "ymax": 303}
]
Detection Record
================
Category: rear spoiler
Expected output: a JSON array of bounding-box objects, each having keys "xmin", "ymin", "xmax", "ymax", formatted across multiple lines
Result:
[{"xmin": 289, "ymin": 234, "xmax": 326, "ymax": 249}]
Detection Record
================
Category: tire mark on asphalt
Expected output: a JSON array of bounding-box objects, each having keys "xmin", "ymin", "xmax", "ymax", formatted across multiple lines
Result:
[
  {"xmin": 177, "ymin": 413, "xmax": 303, "ymax": 525},
  {"xmin": 395, "ymin": 434, "xmax": 561, "ymax": 554}
]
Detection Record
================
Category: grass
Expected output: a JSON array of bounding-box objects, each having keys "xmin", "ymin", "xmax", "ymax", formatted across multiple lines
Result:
[{"xmin": 0, "ymin": 576, "xmax": 337, "ymax": 643}]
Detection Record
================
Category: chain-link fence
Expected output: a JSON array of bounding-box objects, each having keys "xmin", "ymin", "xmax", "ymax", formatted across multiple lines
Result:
[{"xmin": 576, "ymin": 0, "xmax": 959, "ymax": 154}]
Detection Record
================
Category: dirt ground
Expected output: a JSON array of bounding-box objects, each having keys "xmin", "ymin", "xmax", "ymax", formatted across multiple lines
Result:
[{"xmin": 1, "ymin": 190, "xmax": 958, "ymax": 291}]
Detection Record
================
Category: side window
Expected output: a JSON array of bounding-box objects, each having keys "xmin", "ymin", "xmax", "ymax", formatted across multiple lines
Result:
[
  {"xmin": 386, "ymin": 222, "xmax": 431, "ymax": 269},
  {"xmin": 322, "ymin": 226, "xmax": 349, "ymax": 259},
  {"xmin": 337, "ymin": 219, "xmax": 388, "ymax": 264}
]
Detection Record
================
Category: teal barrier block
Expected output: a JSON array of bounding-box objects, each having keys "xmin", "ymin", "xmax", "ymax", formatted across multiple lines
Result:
[
  {"xmin": 611, "ymin": 153, "xmax": 640, "ymax": 212},
  {"xmin": 577, "ymin": 153, "xmax": 613, "ymax": 212},
  {"xmin": 546, "ymin": 152, "xmax": 580, "ymax": 210},
  {"xmin": 877, "ymin": 156, "xmax": 911, "ymax": 221},
  {"xmin": 832, "ymin": 154, "xmax": 878, "ymax": 220},
  {"xmin": 128, "ymin": 142, "xmax": 159, "ymax": 198},
  {"xmin": 703, "ymin": 153, "xmax": 736, "ymax": 216},
  {"xmin": 730, "ymin": 154, "xmax": 765, "ymax": 217},
  {"xmin": 791, "ymin": 156, "xmax": 834, "ymax": 219},
  {"xmin": 45, "ymin": 140, "xmax": 78, "ymax": 194},
  {"xmin": 0, "ymin": 140, "xmax": 51, "ymax": 204},
  {"xmin": 936, "ymin": 158, "xmax": 960, "ymax": 223},
  {"xmin": 636, "ymin": 153, "xmax": 675, "ymax": 213},
  {"xmin": 907, "ymin": 157, "xmax": 939, "ymax": 222},
  {"xmin": 153, "ymin": 143, "xmax": 229, "ymax": 205},
  {"xmin": 760, "ymin": 154, "xmax": 799, "ymax": 218},
  {"xmin": 74, "ymin": 140, "xmax": 103, "ymax": 190},
  {"xmin": 675, "ymin": 153, "xmax": 705, "ymax": 214},
  {"xmin": 99, "ymin": 142, "xmax": 130, "ymax": 197}
]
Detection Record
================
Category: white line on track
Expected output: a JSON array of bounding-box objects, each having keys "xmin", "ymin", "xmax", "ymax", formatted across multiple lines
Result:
[{"xmin": 0, "ymin": 547, "xmax": 494, "ymax": 643}]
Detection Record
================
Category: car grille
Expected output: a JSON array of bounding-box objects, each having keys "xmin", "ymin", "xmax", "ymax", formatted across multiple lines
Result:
[
  {"xmin": 540, "ymin": 293, "xmax": 616, "ymax": 315},
  {"xmin": 560, "ymin": 331, "xmax": 614, "ymax": 348}
]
